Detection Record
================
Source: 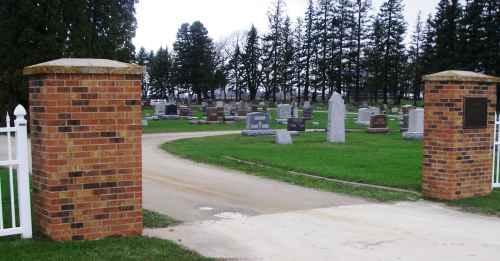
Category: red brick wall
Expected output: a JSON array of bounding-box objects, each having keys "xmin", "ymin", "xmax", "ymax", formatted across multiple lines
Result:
[
  {"xmin": 423, "ymin": 79, "xmax": 496, "ymax": 200},
  {"xmin": 28, "ymin": 73, "xmax": 143, "ymax": 240}
]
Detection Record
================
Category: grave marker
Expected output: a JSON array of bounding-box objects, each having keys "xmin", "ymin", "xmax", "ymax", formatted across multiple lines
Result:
[{"xmin": 327, "ymin": 92, "xmax": 346, "ymax": 143}]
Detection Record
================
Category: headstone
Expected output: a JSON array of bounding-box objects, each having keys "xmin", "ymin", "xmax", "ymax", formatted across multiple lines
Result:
[
  {"xmin": 142, "ymin": 119, "xmax": 148, "ymax": 127},
  {"xmin": 291, "ymin": 103, "xmax": 299, "ymax": 118},
  {"xmin": 241, "ymin": 112, "xmax": 275, "ymax": 136},
  {"xmin": 206, "ymin": 107, "xmax": 219, "ymax": 122},
  {"xmin": 404, "ymin": 108, "xmax": 424, "ymax": 140},
  {"xmin": 327, "ymin": 92, "xmax": 346, "ymax": 143},
  {"xmin": 202, "ymin": 102, "xmax": 208, "ymax": 115},
  {"xmin": 216, "ymin": 101, "xmax": 224, "ymax": 108},
  {"xmin": 276, "ymin": 104, "xmax": 291, "ymax": 124},
  {"xmin": 216, "ymin": 106, "xmax": 225, "ymax": 121},
  {"xmin": 287, "ymin": 118, "xmax": 306, "ymax": 132},
  {"xmin": 400, "ymin": 105, "xmax": 415, "ymax": 132},
  {"xmin": 165, "ymin": 104, "xmax": 178, "ymax": 116},
  {"xmin": 367, "ymin": 114, "xmax": 389, "ymax": 133},
  {"xmin": 237, "ymin": 101, "xmax": 248, "ymax": 116},
  {"xmin": 258, "ymin": 101, "xmax": 267, "ymax": 112},
  {"xmin": 355, "ymin": 108, "xmax": 371, "ymax": 126},
  {"xmin": 224, "ymin": 103, "xmax": 233, "ymax": 116},
  {"xmin": 154, "ymin": 103, "xmax": 166, "ymax": 116},
  {"xmin": 275, "ymin": 130, "xmax": 293, "ymax": 145},
  {"xmin": 179, "ymin": 106, "xmax": 193, "ymax": 117},
  {"xmin": 303, "ymin": 101, "xmax": 313, "ymax": 120}
]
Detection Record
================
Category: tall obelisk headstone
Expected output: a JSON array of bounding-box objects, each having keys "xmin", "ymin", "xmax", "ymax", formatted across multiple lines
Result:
[{"xmin": 327, "ymin": 92, "xmax": 346, "ymax": 143}]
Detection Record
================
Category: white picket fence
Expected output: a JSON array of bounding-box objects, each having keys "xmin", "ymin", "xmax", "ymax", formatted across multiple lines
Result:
[
  {"xmin": 493, "ymin": 113, "xmax": 500, "ymax": 188},
  {"xmin": 0, "ymin": 105, "xmax": 32, "ymax": 238}
]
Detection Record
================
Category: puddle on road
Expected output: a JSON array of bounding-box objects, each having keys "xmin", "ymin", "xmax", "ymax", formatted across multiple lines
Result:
[
  {"xmin": 213, "ymin": 212, "xmax": 247, "ymax": 220},
  {"xmin": 199, "ymin": 206, "xmax": 214, "ymax": 211}
]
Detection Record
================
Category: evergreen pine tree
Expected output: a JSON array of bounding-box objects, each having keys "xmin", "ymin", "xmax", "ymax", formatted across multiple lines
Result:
[
  {"xmin": 408, "ymin": 12, "xmax": 425, "ymax": 105},
  {"xmin": 377, "ymin": 0, "xmax": 407, "ymax": 104},
  {"xmin": 242, "ymin": 25, "xmax": 261, "ymax": 101},
  {"xmin": 351, "ymin": 0, "xmax": 371, "ymax": 102},
  {"xmin": 432, "ymin": 0, "xmax": 463, "ymax": 71}
]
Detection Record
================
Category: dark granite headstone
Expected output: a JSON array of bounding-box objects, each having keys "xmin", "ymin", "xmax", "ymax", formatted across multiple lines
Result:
[
  {"xmin": 216, "ymin": 106, "xmax": 225, "ymax": 121},
  {"xmin": 179, "ymin": 106, "xmax": 193, "ymax": 117},
  {"xmin": 287, "ymin": 118, "xmax": 306, "ymax": 132},
  {"xmin": 206, "ymin": 107, "xmax": 218, "ymax": 122},
  {"xmin": 368, "ymin": 114, "xmax": 389, "ymax": 133},
  {"xmin": 165, "ymin": 104, "xmax": 178, "ymax": 116}
]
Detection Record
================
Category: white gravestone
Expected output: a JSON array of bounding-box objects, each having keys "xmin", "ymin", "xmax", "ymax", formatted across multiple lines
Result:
[
  {"xmin": 154, "ymin": 103, "xmax": 166, "ymax": 116},
  {"xmin": 292, "ymin": 103, "xmax": 299, "ymax": 118},
  {"xmin": 404, "ymin": 108, "xmax": 424, "ymax": 140},
  {"xmin": 276, "ymin": 104, "xmax": 291, "ymax": 124},
  {"xmin": 276, "ymin": 130, "xmax": 293, "ymax": 145},
  {"xmin": 356, "ymin": 108, "xmax": 371, "ymax": 126},
  {"xmin": 327, "ymin": 92, "xmax": 346, "ymax": 143}
]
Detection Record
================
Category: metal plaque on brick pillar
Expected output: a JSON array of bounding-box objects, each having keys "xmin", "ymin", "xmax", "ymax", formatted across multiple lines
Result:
[
  {"xmin": 464, "ymin": 97, "xmax": 488, "ymax": 129},
  {"xmin": 422, "ymin": 70, "xmax": 499, "ymax": 201}
]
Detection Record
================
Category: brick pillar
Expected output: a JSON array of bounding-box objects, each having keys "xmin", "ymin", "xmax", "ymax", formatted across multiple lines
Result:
[
  {"xmin": 422, "ymin": 70, "xmax": 499, "ymax": 200},
  {"xmin": 24, "ymin": 58, "xmax": 144, "ymax": 241}
]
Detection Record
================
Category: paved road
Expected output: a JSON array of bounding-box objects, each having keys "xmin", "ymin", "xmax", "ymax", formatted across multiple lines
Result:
[
  {"xmin": 143, "ymin": 131, "xmax": 500, "ymax": 261},
  {"xmin": 142, "ymin": 131, "xmax": 367, "ymax": 222}
]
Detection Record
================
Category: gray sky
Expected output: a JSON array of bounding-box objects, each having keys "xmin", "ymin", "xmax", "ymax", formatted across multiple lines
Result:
[{"xmin": 133, "ymin": 0, "xmax": 441, "ymax": 52}]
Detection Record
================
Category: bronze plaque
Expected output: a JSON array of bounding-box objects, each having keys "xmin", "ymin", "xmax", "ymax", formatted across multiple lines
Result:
[{"xmin": 464, "ymin": 97, "xmax": 488, "ymax": 129}]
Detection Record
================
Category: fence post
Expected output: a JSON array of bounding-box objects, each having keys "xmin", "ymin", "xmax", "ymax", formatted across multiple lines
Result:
[{"xmin": 14, "ymin": 105, "xmax": 32, "ymax": 239}]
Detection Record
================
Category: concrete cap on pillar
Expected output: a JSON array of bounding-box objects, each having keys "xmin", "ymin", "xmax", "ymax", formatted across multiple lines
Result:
[
  {"xmin": 423, "ymin": 70, "xmax": 500, "ymax": 83},
  {"xmin": 23, "ymin": 58, "xmax": 144, "ymax": 75}
]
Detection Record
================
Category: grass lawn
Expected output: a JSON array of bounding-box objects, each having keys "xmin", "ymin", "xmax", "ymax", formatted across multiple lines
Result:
[
  {"xmin": 163, "ymin": 132, "xmax": 421, "ymax": 201},
  {"xmin": 164, "ymin": 132, "xmax": 422, "ymax": 190},
  {"xmin": 143, "ymin": 209, "xmax": 180, "ymax": 228},
  {"xmin": 0, "ymin": 168, "xmax": 211, "ymax": 261},
  {"xmin": 142, "ymin": 106, "xmax": 401, "ymax": 133},
  {"xmin": 448, "ymin": 189, "xmax": 500, "ymax": 216}
]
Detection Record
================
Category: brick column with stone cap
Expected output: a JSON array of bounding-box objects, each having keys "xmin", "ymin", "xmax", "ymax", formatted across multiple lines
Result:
[
  {"xmin": 422, "ymin": 70, "xmax": 499, "ymax": 200},
  {"xmin": 24, "ymin": 58, "xmax": 144, "ymax": 241}
]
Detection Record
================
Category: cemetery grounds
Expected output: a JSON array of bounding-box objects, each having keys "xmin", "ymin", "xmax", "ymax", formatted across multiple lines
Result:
[{"xmin": 152, "ymin": 105, "xmax": 500, "ymax": 216}]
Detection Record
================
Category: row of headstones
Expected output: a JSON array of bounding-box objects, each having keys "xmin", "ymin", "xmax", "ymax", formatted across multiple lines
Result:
[
  {"xmin": 242, "ymin": 93, "xmax": 345, "ymax": 144},
  {"xmin": 151, "ymin": 102, "xmax": 194, "ymax": 119},
  {"xmin": 355, "ymin": 105, "xmax": 424, "ymax": 139}
]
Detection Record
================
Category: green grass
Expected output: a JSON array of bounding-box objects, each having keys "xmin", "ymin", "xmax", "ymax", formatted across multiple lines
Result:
[
  {"xmin": 0, "ymin": 168, "xmax": 210, "ymax": 261},
  {"xmin": 143, "ymin": 209, "xmax": 180, "ymax": 228},
  {"xmin": 163, "ymin": 132, "xmax": 420, "ymax": 201},
  {"xmin": 0, "ymin": 236, "xmax": 212, "ymax": 261},
  {"xmin": 164, "ymin": 132, "xmax": 421, "ymax": 191},
  {"xmin": 448, "ymin": 189, "xmax": 500, "ymax": 216}
]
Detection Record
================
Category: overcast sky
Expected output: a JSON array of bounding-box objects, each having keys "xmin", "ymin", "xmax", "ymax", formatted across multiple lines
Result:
[{"xmin": 133, "ymin": 0, "xmax": 441, "ymax": 52}]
